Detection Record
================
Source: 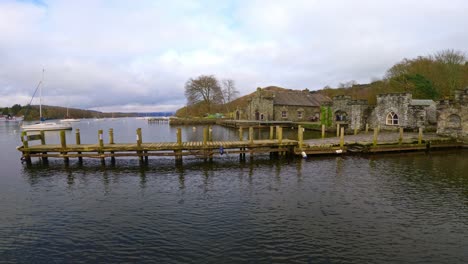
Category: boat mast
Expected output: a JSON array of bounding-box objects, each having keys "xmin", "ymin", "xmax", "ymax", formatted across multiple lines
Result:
[{"xmin": 40, "ymin": 69, "xmax": 44, "ymax": 121}]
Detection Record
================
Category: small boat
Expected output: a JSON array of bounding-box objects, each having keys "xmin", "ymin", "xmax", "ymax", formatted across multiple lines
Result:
[
  {"xmin": 60, "ymin": 118, "xmax": 80, "ymax": 123},
  {"xmin": 21, "ymin": 69, "xmax": 72, "ymax": 131},
  {"xmin": 21, "ymin": 122, "xmax": 73, "ymax": 131},
  {"xmin": 1, "ymin": 115, "xmax": 24, "ymax": 122},
  {"xmin": 60, "ymin": 107, "xmax": 80, "ymax": 123}
]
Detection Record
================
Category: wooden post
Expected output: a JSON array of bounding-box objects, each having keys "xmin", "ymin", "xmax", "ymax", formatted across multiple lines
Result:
[
  {"xmin": 98, "ymin": 129, "xmax": 105, "ymax": 165},
  {"xmin": 177, "ymin": 128, "xmax": 182, "ymax": 146},
  {"xmin": 298, "ymin": 125, "xmax": 304, "ymax": 149},
  {"xmin": 354, "ymin": 126, "xmax": 358, "ymax": 135},
  {"xmin": 76, "ymin": 129, "xmax": 82, "ymax": 163},
  {"xmin": 365, "ymin": 123, "xmax": 369, "ymax": 134},
  {"xmin": 40, "ymin": 130, "xmax": 47, "ymax": 162},
  {"xmin": 269, "ymin": 126, "xmax": 274, "ymax": 140},
  {"xmin": 249, "ymin": 127, "xmax": 254, "ymax": 144},
  {"xmin": 336, "ymin": 124, "xmax": 340, "ymax": 137},
  {"xmin": 208, "ymin": 126, "xmax": 213, "ymax": 142},
  {"xmin": 175, "ymin": 128, "xmax": 182, "ymax": 162},
  {"xmin": 418, "ymin": 127, "xmax": 423, "ymax": 145},
  {"xmin": 321, "ymin": 124, "xmax": 325, "ymax": 139},
  {"xmin": 136, "ymin": 128, "xmax": 143, "ymax": 163},
  {"xmin": 60, "ymin": 130, "xmax": 69, "ymax": 163},
  {"xmin": 340, "ymin": 127, "xmax": 344, "ymax": 148},
  {"xmin": 40, "ymin": 131, "xmax": 46, "ymax": 145},
  {"xmin": 373, "ymin": 127, "xmax": 378, "ymax": 147},
  {"xmin": 203, "ymin": 127, "xmax": 208, "ymax": 146},
  {"xmin": 278, "ymin": 126, "xmax": 283, "ymax": 144},
  {"xmin": 21, "ymin": 131, "xmax": 31, "ymax": 164},
  {"xmin": 109, "ymin": 128, "xmax": 115, "ymax": 163},
  {"xmin": 399, "ymin": 127, "xmax": 403, "ymax": 145},
  {"xmin": 239, "ymin": 127, "xmax": 243, "ymax": 141},
  {"xmin": 109, "ymin": 128, "xmax": 114, "ymax": 144}
]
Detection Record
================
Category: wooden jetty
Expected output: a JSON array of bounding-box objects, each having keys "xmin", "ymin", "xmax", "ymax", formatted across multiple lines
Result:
[{"xmin": 17, "ymin": 125, "xmax": 466, "ymax": 165}]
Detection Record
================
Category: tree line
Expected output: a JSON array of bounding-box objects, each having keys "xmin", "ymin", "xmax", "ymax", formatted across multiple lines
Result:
[{"xmin": 320, "ymin": 49, "xmax": 468, "ymax": 104}]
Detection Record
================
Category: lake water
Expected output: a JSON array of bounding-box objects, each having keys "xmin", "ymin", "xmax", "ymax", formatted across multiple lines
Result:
[{"xmin": 1, "ymin": 118, "xmax": 467, "ymax": 263}]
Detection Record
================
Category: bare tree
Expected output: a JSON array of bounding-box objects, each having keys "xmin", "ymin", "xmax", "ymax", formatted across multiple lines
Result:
[
  {"xmin": 434, "ymin": 49, "xmax": 466, "ymax": 65},
  {"xmin": 184, "ymin": 75, "xmax": 223, "ymax": 113},
  {"xmin": 221, "ymin": 79, "xmax": 239, "ymax": 104}
]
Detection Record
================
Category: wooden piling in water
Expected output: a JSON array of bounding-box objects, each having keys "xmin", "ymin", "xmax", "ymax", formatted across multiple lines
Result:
[
  {"xmin": 340, "ymin": 127, "xmax": 344, "ymax": 148},
  {"xmin": 40, "ymin": 131, "xmax": 47, "ymax": 162},
  {"xmin": 109, "ymin": 128, "xmax": 115, "ymax": 163},
  {"xmin": 98, "ymin": 129, "xmax": 105, "ymax": 164},
  {"xmin": 249, "ymin": 127, "xmax": 254, "ymax": 144},
  {"xmin": 365, "ymin": 123, "xmax": 369, "ymax": 134},
  {"xmin": 239, "ymin": 127, "xmax": 243, "ymax": 141},
  {"xmin": 298, "ymin": 125, "xmax": 304, "ymax": 149},
  {"xmin": 354, "ymin": 126, "xmax": 358, "ymax": 135},
  {"xmin": 270, "ymin": 126, "xmax": 274, "ymax": 140},
  {"xmin": 76, "ymin": 129, "xmax": 82, "ymax": 163},
  {"xmin": 136, "ymin": 128, "xmax": 143, "ymax": 163},
  {"xmin": 321, "ymin": 124, "xmax": 325, "ymax": 139},
  {"xmin": 60, "ymin": 130, "xmax": 69, "ymax": 163},
  {"xmin": 175, "ymin": 128, "xmax": 182, "ymax": 162},
  {"xmin": 336, "ymin": 124, "xmax": 340, "ymax": 137}
]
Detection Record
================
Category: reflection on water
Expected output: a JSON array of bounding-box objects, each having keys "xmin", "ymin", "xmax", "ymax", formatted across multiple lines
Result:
[{"xmin": 1, "ymin": 119, "xmax": 467, "ymax": 263}]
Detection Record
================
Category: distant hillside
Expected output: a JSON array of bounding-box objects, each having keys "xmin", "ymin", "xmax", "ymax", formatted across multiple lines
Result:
[{"xmin": 3, "ymin": 104, "xmax": 137, "ymax": 121}]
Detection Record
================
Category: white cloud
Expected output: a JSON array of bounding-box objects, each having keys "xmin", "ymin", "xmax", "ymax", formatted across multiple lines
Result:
[{"xmin": 1, "ymin": 0, "xmax": 467, "ymax": 112}]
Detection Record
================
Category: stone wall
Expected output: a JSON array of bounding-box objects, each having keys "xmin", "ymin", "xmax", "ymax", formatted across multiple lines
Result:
[
  {"xmin": 437, "ymin": 88, "xmax": 468, "ymax": 140},
  {"xmin": 332, "ymin": 96, "xmax": 369, "ymax": 130},
  {"xmin": 273, "ymin": 105, "xmax": 320, "ymax": 122}
]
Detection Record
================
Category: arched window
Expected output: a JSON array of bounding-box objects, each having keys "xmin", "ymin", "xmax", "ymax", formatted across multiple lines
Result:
[
  {"xmin": 386, "ymin": 112, "xmax": 398, "ymax": 125},
  {"xmin": 260, "ymin": 113, "xmax": 265, "ymax": 120}
]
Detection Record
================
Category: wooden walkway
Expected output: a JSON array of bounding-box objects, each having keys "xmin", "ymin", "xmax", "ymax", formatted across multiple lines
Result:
[{"xmin": 17, "ymin": 125, "xmax": 465, "ymax": 165}]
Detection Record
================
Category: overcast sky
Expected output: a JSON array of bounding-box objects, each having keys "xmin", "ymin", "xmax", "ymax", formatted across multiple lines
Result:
[{"xmin": 1, "ymin": 0, "xmax": 467, "ymax": 112}]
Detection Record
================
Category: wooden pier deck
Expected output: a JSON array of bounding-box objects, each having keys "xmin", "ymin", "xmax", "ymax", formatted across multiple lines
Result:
[{"xmin": 17, "ymin": 125, "xmax": 465, "ymax": 165}]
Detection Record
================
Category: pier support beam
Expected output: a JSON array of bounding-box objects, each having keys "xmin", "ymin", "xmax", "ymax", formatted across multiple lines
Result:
[
  {"xmin": 98, "ymin": 129, "xmax": 105, "ymax": 165},
  {"xmin": 136, "ymin": 128, "xmax": 143, "ymax": 163},
  {"xmin": 321, "ymin": 124, "xmax": 325, "ymax": 139},
  {"xmin": 175, "ymin": 128, "xmax": 183, "ymax": 162},
  {"xmin": 109, "ymin": 128, "xmax": 115, "ymax": 164},
  {"xmin": 340, "ymin": 127, "xmax": 344, "ymax": 148},
  {"xmin": 76, "ymin": 129, "xmax": 82, "ymax": 163},
  {"xmin": 60, "ymin": 130, "xmax": 69, "ymax": 163},
  {"xmin": 40, "ymin": 131, "xmax": 47, "ymax": 163}
]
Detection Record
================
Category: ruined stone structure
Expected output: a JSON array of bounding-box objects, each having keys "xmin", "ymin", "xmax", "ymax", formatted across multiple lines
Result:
[
  {"xmin": 246, "ymin": 88, "xmax": 331, "ymax": 122},
  {"xmin": 330, "ymin": 93, "xmax": 437, "ymax": 132},
  {"xmin": 436, "ymin": 88, "xmax": 468, "ymax": 140},
  {"xmin": 332, "ymin": 95, "xmax": 370, "ymax": 130},
  {"xmin": 369, "ymin": 93, "xmax": 436, "ymax": 130}
]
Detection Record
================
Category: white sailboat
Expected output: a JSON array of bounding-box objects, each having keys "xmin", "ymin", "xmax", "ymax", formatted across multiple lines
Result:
[
  {"xmin": 21, "ymin": 70, "xmax": 73, "ymax": 131},
  {"xmin": 60, "ymin": 106, "xmax": 80, "ymax": 123}
]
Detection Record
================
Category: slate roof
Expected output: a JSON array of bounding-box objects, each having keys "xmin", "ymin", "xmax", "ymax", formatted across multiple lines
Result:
[
  {"xmin": 272, "ymin": 90, "xmax": 331, "ymax": 107},
  {"xmin": 411, "ymin": 99, "xmax": 435, "ymax": 106}
]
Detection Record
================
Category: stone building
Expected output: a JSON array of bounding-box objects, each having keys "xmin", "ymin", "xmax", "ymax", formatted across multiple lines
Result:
[
  {"xmin": 332, "ymin": 95, "xmax": 370, "ymax": 130},
  {"xmin": 436, "ymin": 88, "xmax": 468, "ymax": 139},
  {"xmin": 331, "ymin": 92, "xmax": 437, "ymax": 131},
  {"xmin": 369, "ymin": 93, "xmax": 436, "ymax": 130},
  {"xmin": 246, "ymin": 87, "xmax": 331, "ymax": 122}
]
